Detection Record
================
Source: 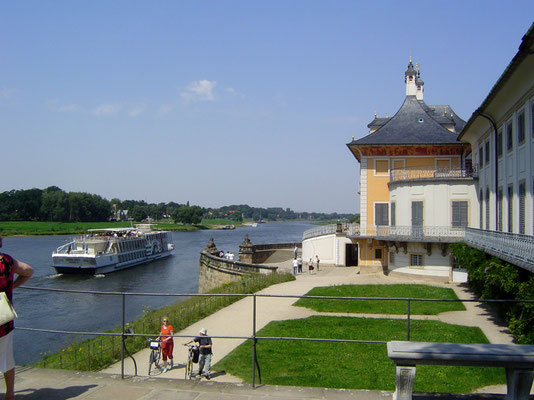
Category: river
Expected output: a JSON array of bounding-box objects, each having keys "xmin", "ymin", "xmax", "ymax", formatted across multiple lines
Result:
[{"xmin": 2, "ymin": 221, "xmax": 315, "ymax": 366}]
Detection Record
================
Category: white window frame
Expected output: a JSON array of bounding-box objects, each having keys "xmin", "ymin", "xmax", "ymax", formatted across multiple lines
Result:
[{"xmin": 374, "ymin": 159, "xmax": 390, "ymax": 177}]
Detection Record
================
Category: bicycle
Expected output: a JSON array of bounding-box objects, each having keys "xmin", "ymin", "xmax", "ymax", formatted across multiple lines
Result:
[
  {"xmin": 148, "ymin": 338, "xmax": 161, "ymax": 375},
  {"xmin": 184, "ymin": 344, "xmax": 199, "ymax": 379}
]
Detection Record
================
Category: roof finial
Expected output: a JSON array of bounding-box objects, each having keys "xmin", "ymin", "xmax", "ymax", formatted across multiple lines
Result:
[
  {"xmin": 415, "ymin": 62, "xmax": 419, "ymax": 70},
  {"xmin": 374, "ymin": 110, "xmax": 377, "ymax": 118}
]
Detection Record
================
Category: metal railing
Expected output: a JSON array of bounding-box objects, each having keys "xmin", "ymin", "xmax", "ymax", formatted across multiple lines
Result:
[
  {"xmin": 16, "ymin": 286, "xmax": 534, "ymax": 388},
  {"xmin": 356, "ymin": 226, "xmax": 466, "ymax": 242},
  {"xmin": 465, "ymin": 228, "xmax": 534, "ymax": 273},
  {"xmin": 302, "ymin": 223, "xmax": 360, "ymax": 240},
  {"xmin": 390, "ymin": 166, "xmax": 477, "ymax": 183}
]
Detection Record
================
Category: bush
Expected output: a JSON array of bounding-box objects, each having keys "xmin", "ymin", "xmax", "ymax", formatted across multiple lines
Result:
[{"xmin": 451, "ymin": 243, "xmax": 534, "ymax": 344}]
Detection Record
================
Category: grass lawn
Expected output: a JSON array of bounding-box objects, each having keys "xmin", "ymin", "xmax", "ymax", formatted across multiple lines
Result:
[
  {"xmin": 0, "ymin": 220, "xmax": 230, "ymax": 236},
  {"xmin": 214, "ymin": 316, "xmax": 504, "ymax": 393},
  {"xmin": 294, "ymin": 284, "xmax": 465, "ymax": 315}
]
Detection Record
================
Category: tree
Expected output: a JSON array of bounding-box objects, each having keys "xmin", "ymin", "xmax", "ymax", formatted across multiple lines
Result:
[{"xmin": 172, "ymin": 206, "xmax": 203, "ymax": 225}]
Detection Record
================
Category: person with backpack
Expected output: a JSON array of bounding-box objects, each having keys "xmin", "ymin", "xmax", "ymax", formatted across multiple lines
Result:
[{"xmin": 184, "ymin": 328, "xmax": 212, "ymax": 379}]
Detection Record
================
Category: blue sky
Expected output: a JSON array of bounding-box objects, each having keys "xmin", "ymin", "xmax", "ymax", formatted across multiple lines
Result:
[{"xmin": 1, "ymin": 1, "xmax": 533, "ymax": 214}]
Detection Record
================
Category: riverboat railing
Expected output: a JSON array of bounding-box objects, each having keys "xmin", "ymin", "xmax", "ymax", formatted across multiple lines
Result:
[
  {"xmin": 389, "ymin": 166, "xmax": 477, "ymax": 183},
  {"xmin": 16, "ymin": 285, "xmax": 534, "ymax": 388}
]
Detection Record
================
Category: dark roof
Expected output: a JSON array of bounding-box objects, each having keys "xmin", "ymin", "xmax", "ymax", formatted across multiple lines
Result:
[
  {"xmin": 458, "ymin": 22, "xmax": 534, "ymax": 140},
  {"xmin": 351, "ymin": 96, "xmax": 463, "ymax": 145},
  {"xmin": 367, "ymin": 117, "xmax": 390, "ymax": 129}
]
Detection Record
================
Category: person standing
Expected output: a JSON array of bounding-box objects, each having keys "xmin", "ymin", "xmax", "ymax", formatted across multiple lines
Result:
[
  {"xmin": 159, "ymin": 317, "xmax": 174, "ymax": 372},
  {"xmin": 292, "ymin": 258, "xmax": 299, "ymax": 276},
  {"xmin": 293, "ymin": 246, "xmax": 298, "ymax": 259},
  {"xmin": 0, "ymin": 235, "xmax": 34, "ymax": 400},
  {"xmin": 315, "ymin": 255, "xmax": 320, "ymax": 271},
  {"xmin": 297, "ymin": 256, "xmax": 303, "ymax": 273},
  {"xmin": 185, "ymin": 328, "xmax": 212, "ymax": 379},
  {"xmin": 308, "ymin": 258, "xmax": 314, "ymax": 274}
]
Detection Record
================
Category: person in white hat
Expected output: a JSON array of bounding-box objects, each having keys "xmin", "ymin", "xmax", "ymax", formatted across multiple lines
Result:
[{"xmin": 184, "ymin": 328, "xmax": 212, "ymax": 379}]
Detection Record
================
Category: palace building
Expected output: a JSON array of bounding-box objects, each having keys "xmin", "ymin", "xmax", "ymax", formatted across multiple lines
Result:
[
  {"xmin": 344, "ymin": 60, "xmax": 476, "ymax": 280},
  {"xmin": 302, "ymin": 23, "xmax": 534, "ymax": 280}
]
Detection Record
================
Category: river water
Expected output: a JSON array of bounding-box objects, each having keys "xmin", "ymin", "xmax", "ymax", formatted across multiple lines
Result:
[{"xmin": 2, "ymin": 221, "xmax": 315, "ymax": 366}]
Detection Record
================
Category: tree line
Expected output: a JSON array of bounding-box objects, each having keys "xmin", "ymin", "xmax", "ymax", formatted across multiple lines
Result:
[{"xmin": 0, "ymin": 187, "xmax": 355, "ymax": 224}]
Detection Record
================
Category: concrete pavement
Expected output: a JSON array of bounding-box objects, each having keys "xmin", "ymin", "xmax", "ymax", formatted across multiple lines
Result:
[{"xmin": 4, "ymin": 263, "xmax": 529, "ymax": 398}]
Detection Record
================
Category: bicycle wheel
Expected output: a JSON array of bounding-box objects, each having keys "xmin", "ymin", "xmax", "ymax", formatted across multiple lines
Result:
[
  {"xmin": 185, "ymin": 358, "xmax": 192, "ymax": 379},
  {"xmin": 154, "ymin": 348, "xmax": 161, "ymax": 370},
  {"xmin": 148, "ymin": 350, "xmax": 155, "ymax": 375}
]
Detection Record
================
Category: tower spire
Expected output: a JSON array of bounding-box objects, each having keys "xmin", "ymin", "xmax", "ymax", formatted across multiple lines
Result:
[{"xmin": 405, "ymin": 59, "xmax": 417, "ymax": 96}]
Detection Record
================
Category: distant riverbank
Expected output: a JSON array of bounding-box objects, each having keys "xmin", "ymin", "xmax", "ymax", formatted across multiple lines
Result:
[{"xmin": 0, "ymin": 220, "xmax": 241, "ymax": 236}]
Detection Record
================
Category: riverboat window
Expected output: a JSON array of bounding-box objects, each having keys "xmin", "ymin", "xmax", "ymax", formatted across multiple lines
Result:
[
  {"xmin": 375, "ymin": 248, "xmax": 382, "ymax": 259},
  {"xmin": 508, "ymin": 184, "xmax": 513, "ymax": 233},
  {"xmin": 375, "ymin": 203, "xmax": 389, "ymax": 226},
  {"xmin": 497, "ymin": 129, "xmax": 503, "ymax": 158},
  {"xmin": 506, "ymin": 121, "xmax": 513, "ymax": 152},
  {"xmin": 519, "ymin": 181, "xmax": 526, "ymax": 234},
  {"xmin": 518, "ymin": 110, "xmax": 525, "ymax": 145},
  {"xmin": 497, "ymin": 188, "xmax": 503, "ymax": 231},
  {"xmin": 485, "ymin": 141, "xmax": 490, "ymax": 164},
  {"xmin": 390, "ymin": 202, "xmax": 396, "ymax": 226},
  {"xmin": 410, "ymin": 254, "xmax": 423, "ymax": 267},
  {"xmin": 451, "ymin": 201, "xmax": 468, "ymax": 227}
]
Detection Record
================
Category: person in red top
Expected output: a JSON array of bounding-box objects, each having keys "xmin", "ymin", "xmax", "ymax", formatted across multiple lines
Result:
[
  {"xmin": 0, "ymin": 235, "xmax": 34, "ymax": 400},
  {"xmin": 159, "ymin": 317, "xmax": 174, "ymax": 373}
]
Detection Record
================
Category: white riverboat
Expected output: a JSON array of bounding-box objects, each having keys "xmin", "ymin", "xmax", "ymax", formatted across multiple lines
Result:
[{"xmin": 52, "ymin": 224, "xmax": 174, "ymax": 275}]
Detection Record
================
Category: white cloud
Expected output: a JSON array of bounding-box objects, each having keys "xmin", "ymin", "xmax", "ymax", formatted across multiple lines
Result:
[
  {"xmin": 225, "ymin": 87, "xmax": 236, "ymax": 94},
  {"xmin": 181, "ymin": 80, "xmax": 216, "ymax": 103},
  {"xmin": 58, "ymin": 104, "xmax": 80, "ymax": 112},
  {"xmin": 0, "ymin": 87, "xmax": 15, "ymax": 99},
  {"xmin": 93, "ymin": 103, "xmax": 120, "ymax": 116},
  {"xmin": 128, "ymin": 104, "xmax": 147, "ymax": 117},
  {"xmin": 158, "ymin": 104, "xmax": 173, "ymax": 115}
]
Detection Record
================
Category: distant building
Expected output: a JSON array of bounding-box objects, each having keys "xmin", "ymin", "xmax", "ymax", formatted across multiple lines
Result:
[{"xmin": 457, "ymin": 22, "xmax": 534, "ymax": 273}]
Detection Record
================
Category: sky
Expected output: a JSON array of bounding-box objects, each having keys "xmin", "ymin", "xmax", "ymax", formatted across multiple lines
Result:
[{"xmin": 1, "ymin": 1, "xmax": 533, "ymax": 214}]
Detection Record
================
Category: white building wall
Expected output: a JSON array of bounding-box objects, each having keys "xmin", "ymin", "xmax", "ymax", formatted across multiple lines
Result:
[
  {"xmin": 387, "ymin": 242, "xmax": 451, "ymax": 278},
  {"xmin": 390, "ymin": 181, "xmax": 478, "ymax": 228},
  {"xmin": 302, "ymin": 234, "xmax": 353, "ymax": 266}
]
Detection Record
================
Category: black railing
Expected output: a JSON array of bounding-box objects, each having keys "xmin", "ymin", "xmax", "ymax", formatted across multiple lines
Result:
[{"xmin": 17, "ymin": 286, "xmax": 534, "ymax": 388}]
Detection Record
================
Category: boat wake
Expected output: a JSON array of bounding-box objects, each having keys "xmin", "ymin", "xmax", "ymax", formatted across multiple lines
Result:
[{"xmin": 43, "ymin": 273, "xmax": 63, "ymax": 279}]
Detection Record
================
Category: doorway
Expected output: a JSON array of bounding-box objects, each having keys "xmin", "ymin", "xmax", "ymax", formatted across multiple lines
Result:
[{"xmin": 345, "ymin": 244, "xmax": 358, "ymax": 266}]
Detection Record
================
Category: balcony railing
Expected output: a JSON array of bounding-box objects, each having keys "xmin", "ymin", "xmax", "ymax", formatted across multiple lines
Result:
[
  {"xmin": 351, "ymin": 226, "xmax": 466, "ymax": 242},
  {"xmin": 390, "ymin": 167, "xmax": 477, "ymax": 183},
  {"xmin": 302, "ymin": 223, "xmax": 360, "ymax": 241},
  {"xmin": 465, "ymin": 228, "xmax": 534, "ymax": 273}
]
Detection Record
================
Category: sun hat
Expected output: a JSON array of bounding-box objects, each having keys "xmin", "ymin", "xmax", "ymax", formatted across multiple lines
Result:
[{"xmin": 199, "ymin": 328, "xmax": 207, "ymax": 335}]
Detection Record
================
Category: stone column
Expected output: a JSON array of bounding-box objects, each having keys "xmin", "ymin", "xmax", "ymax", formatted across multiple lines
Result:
[
  {"xmin": 204, "ymin": 237, "xmax": 219, "ymax": 256},
  {"xmin": 238, "ymin": 234, "xmax": 254, "ymax": 263}
]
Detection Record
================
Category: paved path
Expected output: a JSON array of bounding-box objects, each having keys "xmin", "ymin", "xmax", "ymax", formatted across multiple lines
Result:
[
  {"xmin": 102, "ymin": 264, "xmax": 515, "ymax": 384},
  {"xmin": 5, "ymin": 264, "xmax": 528, "ymax": 398}
]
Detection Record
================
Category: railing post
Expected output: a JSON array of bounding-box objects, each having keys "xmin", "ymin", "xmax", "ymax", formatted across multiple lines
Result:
[
  {"xmin": 406, "ymin": 299, "xmax": 411, "ymax": 341},
  {"xmin": 121, "ymin": 293, "xmax": 125, "ymax": 379},
  {"xmin": 251, "ymin": 294, "xmax": 257, "ymax": 388}
]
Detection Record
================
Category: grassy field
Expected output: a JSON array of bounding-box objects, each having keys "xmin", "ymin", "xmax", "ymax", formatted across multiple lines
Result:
[
  {"xmin": 0, "ymin": 219, "xmax": 241, "ymax": 236},
  {"xmin": 294, "ymin": 284, "xmax": 465, "ymax": 315},
  {"xmin": 214, "ymin": 316, "xmax": 504, "ymax": 393},
  {"xmin": 33, "ymin": 272, "xmax": 295, "ymax": 371}
]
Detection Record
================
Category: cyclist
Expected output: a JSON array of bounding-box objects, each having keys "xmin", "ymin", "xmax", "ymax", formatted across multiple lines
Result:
[
  {"xmin": 159, "ymin": 317, "xmax": 174, "ymax": 373},
  {"xmin": 184, "ymin": 328, "xmax": 212, "ymax": 379}
]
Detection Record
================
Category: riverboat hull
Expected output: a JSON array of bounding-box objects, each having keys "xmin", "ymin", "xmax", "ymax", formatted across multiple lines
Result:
[{"xmin": 52, "ymin": 225, "xmax": 174, "ymax": 275}]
